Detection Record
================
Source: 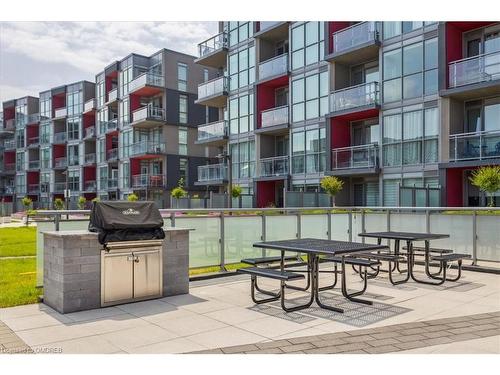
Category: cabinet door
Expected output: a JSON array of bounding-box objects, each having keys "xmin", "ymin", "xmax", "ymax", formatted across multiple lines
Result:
[
  {"xmin": 102, "ymin": 253, "xmax": 134, "ymax": 304},
  {"xmin": 133, "ymin": 250, "xmax": 162, "ymax": 299}
]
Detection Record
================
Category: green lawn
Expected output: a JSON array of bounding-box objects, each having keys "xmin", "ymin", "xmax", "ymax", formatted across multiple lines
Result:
[
  {"xmin": 0, "ymin": 227, "xmax": 37, "ymax": 257},
  {"xmin": 0, "ymin": 258, "xmax": 42, "ymax": 308}
]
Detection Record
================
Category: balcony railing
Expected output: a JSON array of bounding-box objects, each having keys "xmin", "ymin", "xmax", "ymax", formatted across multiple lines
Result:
[
  {"xmin": 53, "ymin": 132, "xmax": 67, "ymax": 143},
  {"xmin": 107, "ymin": 88, "xmax": 118, "ymax": 102},
  {"xmin": 53, "ymin": 182, "xmax": 66, "ymax": 193},
  {"xmin": 108, "ymin": 178, "xmax": 118, "ymax": 189},
  {"xmin": 259, "ymin": 54, "xmax": 288, "ymax": 81},
  {"xmin": 40, "ymin": 134, "xmax": 51, "ymax": 144},
  {"xmin": 197, "ymin": 120, "xmax": 227, "ymax": 142},
  {"xmin": 28, "ymin": 184, "xmax": 39, "ymax": 194},
  {"xmin": 4, "ymin": 119, "xmax": 15, "ymax": 131},
  {"xmin": 27, "ymin": 113, "xmax": 40, "ymax": 124},
  {"xmin": 130, "ymin": 141, "xmax": 165, "ymax": 156},
  {"xmin": 198, "ymin": 163, "xmax": 227, "ymax": 182},
  {"xmin": 129, "ymin": 72, "xmax": 164, "ymax": 93},
  {"xmin": 54, "ymin": 107, "xmax": 67, "ymax": 118},
  {"xmin": 106, "ymin": 119, "xmax": 118, "ymax": 132},
  {"xmin": 84, "ymin": 126, "xmax": 95, "ymax": 138},
  {"xmin": 132, "ymin": 106, "xmax": 165, "ymax": 123},
  {"xmin": 198, "ymin": 76, "xmax": 228, "ymax": 100},
  {"xmin": 107, "ymin": 148, "xmax": 118, "ymax": 161},
  {"xmin": 28, "ymin": 137, "xmax": 39, "ymax": 147},
  {"xmin": 28, "ymin": 160, "xmax": 40, "ymax": 169},
  {"xmin": 84, "ymin": 153, "xmax": 96, "ymax": 164},
  {"xmin": 449, "ymin": 130, "xmax": 500, "ymax": 161},
  {"xmin": 132, "ymin": 174, "xmax": 165, "ymax": 188},
  {"xmin": 3, "ymin": 185, "xmax": 15, "ymax": 194},
  {"xmin": 84, "ymin": 99, "xmax": 96, "ymax": 112},
  {"xmin": 84, "ymin": 180, "xmax": 96, "ymax": 191},
  {"xmin": 68, "ymin": 156, "xmax": 79, "ymax": 166},
  {"xmin": 330, "ymin": 82, "xmax": 380, "ymax": 113},
  {"xmin": 259, "ymin": 156, "xmax": 289, "ymax": 177},
  {"xmin": 40, "ymin": 159, "xmax": 51, "ymax": 169},
  {"xmin": 449, "ymin": 50, "xmax": 500, "ymax": 88},
  {"xmin": 4, "ymin": 139, "xmax": 16, "ymax": 150},
  {"xmin": 331, "ymin": 144, "xmax": 378, "ymax": 170},
  {"xmin": 198, "ymin": 32, "xmax": 228, "ymax": 58},
  {"xmin": 3, "ymin": 163, "xmax": 15, "ymax": 172},
  {"xmin": 261, "ymin": 105, "xmax": 289, "ymax": 128},
  {"xmin": 332, "ymin": 21, "xmax": 379, "ymax": 53},
  {"xmin": 54, "ymin": 157, "xmax": 67, "ymax": 168}
]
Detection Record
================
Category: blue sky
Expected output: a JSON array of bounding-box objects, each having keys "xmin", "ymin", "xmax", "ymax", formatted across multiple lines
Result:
[{"xmin": 0, "ymin": 21, "xmax": 218, "ymax": 103}]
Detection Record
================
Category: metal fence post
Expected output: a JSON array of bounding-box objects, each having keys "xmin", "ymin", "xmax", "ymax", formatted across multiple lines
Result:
[
  {"xmin": 348, "ymin": 210, "xmax": 352, "ymax": 242},
  {"xmin": 220, "ymin": 212, "xmax": 226, "ymax": 271},
  {"xmin": 170, "ymin": 212, "xmax": 176, "ymax": 227},
  {"xmin": 361, "ymin": 209, "xmax": 365, "ymax": 243},
  {"xmin": 425, "ymin": 209, "xmax": 430, "ymax": 233},
  {"xmin": 296, "ymin": 211, "xmax": 301, "ymax": 239},
  {"xmin": 472, "ymin": 210, "xmax": 477, "ymax": 265},
  {"xmin": 386, "ymin": 209, "xmax": 391, "ymax": 231},
  {"xmin": 55, "ymin": 213, "xmax": 60, "ymax": 231},
  {"xmin": 327, "ymin": 210, "xmax": 332, "ymax": 240},
  {"xmin": 261, "ymin": 212, "xmax": 266, "ymax": 258}
]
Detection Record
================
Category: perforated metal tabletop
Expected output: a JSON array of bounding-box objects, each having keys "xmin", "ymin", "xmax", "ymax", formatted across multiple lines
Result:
[{"xmin": 358, "ymin": 232, "xmax": 449, "ymax": 241}]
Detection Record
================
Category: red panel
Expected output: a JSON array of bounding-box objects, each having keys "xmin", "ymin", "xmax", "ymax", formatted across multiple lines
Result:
[
  {"xmin": 330, "ymin": 118, "xmax": 351, "ymax": 149},
  {"xmin": 52, "ymin": 94, "xmax": 65, "ymax": 116},
  {"xmin": 446, "ymin": 168, "xmax": 464, "ymax": 207},
  {"xmin": 3, "ymin": 107, "xmax": 15, "ymax": 121},
  {"xmin": 4, "ymin": 151, "xmax": 15, "ymax": 163},
  {"xmin": 105, "ymin": 76, "xmax": 113, "ymax": 98},
  {"xmin": 27, "ymin": 171, "xmax": 39, "ymax": 185},
  {"xmin": 83, "ymin": 166, "xmax": 96, "ymax": 182},
  {"xmin": 328, "ymin": 22, "xmax": 352, "ymax": 54},
  {"xmin": 131, "ymin": 86, "xmax": 162, "ymax": 97},
  {"xmin": 83, "ymin": 112, "xmax": 95, "ymax": 128},
  {"xmin": 447, "ymin": 22, "xmax": 494, "ymax": 32},
  {"xmin": 26, "ymin": 125, "xmax": 39, "ymax": 139},
  {"xmin": 130, "ymin": 158, "xmax": 140, "ymax": 176},
  {"xmin": 52, "ymin": 144, "xmax": 66, "ymax": 159},
  {"xmin": 332, "ymin": 108, "xmax": 379, "ymax": 121},
  {"xmin": 256, "ymin": 84, "xmax": 277, "ymax": 129},
  {"xmin": 2, "ymin": 196, "xmax": 13, "ymax": 202},
  {"xmin": 256, "ymin": 180, "xmax": 276, "ymax": 208},
  {"xmin": 83, "ymin": 193, "xmax": 96, "ymax": 199},
  {"xmin": 129, "ymin": 94, "xmax": 141, "ymax": 112}
]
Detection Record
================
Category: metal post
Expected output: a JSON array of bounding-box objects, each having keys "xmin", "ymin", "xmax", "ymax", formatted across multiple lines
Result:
[
  {"xmin": 55, "ymin": 213, "xmax": 60, "ymax": 231},
  {"xmin": 386, "ymin": 209, "xmax": 391, "ymax": 231},
  {"xmin": 220, "ymin": 212, "xmax": 226, "ymax": 271},
  {"xmin": 425, "ymin": 209, "xmax": 430, "ymax": 233},
  {"xmin": 296, "ymin": 211, "xmax": 301, "ymax": 239},
  {"xmin": 227, "ymin": 155, "xmax": 232, "ymax": 209},
  {"xmin": 261, "ymin": 212, "xmax": 266, "ymax": 258},
  {"xmin": 472, "ymin": 210, "xmax": 477, "ymax": 265},
  {"xmin": 361, "ymin": 209, "xmax": 365, "ymax": 244},
  {"xmin": 348, "ymin": 210, "xmax": 352, "ymax": 242},
  {"xmin": 170, "ymin": 212, "xmax": 176, "ymax": 227},
  {"xmin": 327, "ymin": 210, "xmax": 332, "ymax": 240}
]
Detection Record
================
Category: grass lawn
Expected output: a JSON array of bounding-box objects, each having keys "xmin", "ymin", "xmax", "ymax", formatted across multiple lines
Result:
[
  {"xmin": 0, "ymin": 227, "xmax": 37, "ymax": 257},
  {"xmin": 0, "ymin": 258, "xmax": 42, "ymax": 308}
]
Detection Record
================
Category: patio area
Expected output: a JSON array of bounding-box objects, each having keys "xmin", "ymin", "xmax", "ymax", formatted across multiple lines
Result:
[{"xmin": 1, "ymin": 266, "xmax": 499, "ymax": 354}]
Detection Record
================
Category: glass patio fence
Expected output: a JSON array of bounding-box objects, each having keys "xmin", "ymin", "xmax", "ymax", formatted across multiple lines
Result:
[
  {"xmin": 130, "ymin": 141, "xmax": 165, "ymax": 156},
  {"xmin": 197, "ymin": 76, "xmax": 228, "ymax": 100},
  {"xmin": 132, "ymin": 106, "xmax": 165, "ymax": 122},
  {"xmin": 449, "ymin": 50, "xmax": 500, "ymax": 88},
  {"xmin": 131, "ymin": 174, "xmax": 165, "ymax": 188},
  {"xmin": 258, "ymin": 54, "xmax": 288, "ymax": 81},
  {"xmin": 332, "ymin": 21, "xmax": 379, "ymax": 53},
  {"xmin": 261, "ymin": 105, "xmax": 289, "ymax": 128},
  {"xmin": 331, "ymin": 144, "xmax": 378, "ymax": 170},
  {"xmin": 449, "ymin": 130, "xmax": 500, "ymax": 161},
  {"xmin": 258, "ymin": 156, "xmax": 289, "ymax": 177},
  {"xmin": 198, "ymin": 163, "xmax": 227, "ymax": 182},
  {"xmin": 129, "ymin": 72, "xmax": 164, "ymax": 93},
  {"xmin": 198, "ymin": 31, "xmax": 228, "ymax": 58},
  {"xmin": 329, "ymin": 81, "xmax": 380, "ymax": 113},
  {"xmin": 197, "ymin": 120, "xmax": 227, "ymax": 141}
]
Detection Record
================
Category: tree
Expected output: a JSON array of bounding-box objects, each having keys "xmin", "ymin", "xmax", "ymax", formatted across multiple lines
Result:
[
  {"xmin": 470, "ymin": 166, "xmax": 500, "ymax": 207},
  {"xmin": 21, "ymin": 197, "xmax": 32, "ymax": 211},
  {"xmin": 77, "ymin": 196, "xmax": 87, "ymax": 210},
  {"xmin": 127, "ymin": 193, "xmax": 139, "ymax": 202},
  {"xmin": 54, "ymin": 198, "xmax": 65, "ymax": 210},
  {"xmin": 320, "ymin": 176, "xmax": 344, "ymax": 206},
  {"xmin": 171, "ymin": 178, "xmax": 187, "ymax": 199},
  {"xmin": 231, "ymin": 185, "xmax": 242, "ymax": 199}
]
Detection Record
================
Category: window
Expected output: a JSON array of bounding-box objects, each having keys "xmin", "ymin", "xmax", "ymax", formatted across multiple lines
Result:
[
  {"xmin": 67, "ymin": 117, "xmax": 80, "ymax": 140},
  {"xmin": 41, "ymin": 147, "xmax": 51, "ymax": 169},
  {"xmin": 119, "ymin": 66, "xmax": 132, "ymax": 97},
  {"xmin": 121, "ymin": 162, "xmax": 130, "ymax": 189},
  {"xmin": 229, "ymin": 93, "xmax": 254, "ymax": 135},
  {"xmin": 382, "ymin": 114, "xmax": 402, "ymax": 166},
  {"xmin": 39, "ymin": 93, "xmax": 52, "ymax": 120},
  {"xmin": 15, "ymin": 129, "xmax": 25, "ymax": 148},
  {"xmin": 292, "ymin": 71, "xmax": 328, "ymax": 122},
  {"xmin": 15, "ymin": 174, "xmax": 26, "ymax": 195},
  {"xmin": 96, "ymin": 76, "xmax": 105, "ymax": 108},
  {"xmin": 97, "ymin": 109, "xmax": 107, "ymax": 134},
  {"xmin": 99, "ymin": 166, "xmax": 108, "ymax": 191},
  {"xmin": 383, "ymin": 49, "xmax": 402, "ymax": 102},
  {"xmin": 228, "ymin": 46, "xmax": 255, "ymax": 90},
  {"xmin": 119, "ymin": 98, "xmax": 129, "ymax": 126},
  {"xmin": 179, "ymin": 95, "xmax": 188, "ymax": 124},
  {"xmin": 68, "ymin": 170, "xmax": 80, "ymax": 191},
  {"xmin": 178, "ymin": 126, "xmax": 188, "ymax": 155},
  {"xmin": 177, "ymin": 63, "xmax": 188, "ymax": 91},
  {"xmin": 67, "ymin": 89, "xmax": 82, "ymax": 116},
  {"xmin": 383, "ymin": 22, "xmax": 401, "ymax": 39},
  {"xmin": 40, "ymin": 172, "xmax": 50, "ymax": 192},
  {"xmin": 402, "ymin": 21, "xmax": 423, "ymax": 34},
  {"xmin": 179, "ymin": 158, "xmax": 188, "ymax": 185},
  {"xmin": 16, "ymin": 151, "xmax": 25, "ymax": 172},
  {"xmin": 68, "ymin": 145, "xmax": 79, "ymax": 166},
  {"xmin": 292, "ymin": 128, "xmax": 326, "ymax": 173},
  {"xmin": 228, "ymin": 22, "xmax": 253, "ymax": 47},
  {"xmin": 424, "ymin": 107, "xmax": 439, "ymax": 163},
  {"xmin": 97, "ymin": 138, "xmax": 106, "ymax": 163},
  {"xmin": 40, "ymin": 121, "xmax": 51, "ymax": 144},
  {"xmin": 120, "ymin": 129, "xmax": 132, "ymax": 158},
  {"xmin": 291, "ymin": 22, "xmax": 324, "ymax": 70},
  {"xmin": 402, "ymin": 111, "xmax": 423, "ymax": 165},
  {"xmin": 15, "ymin": 102, "xmax": 27, "ymax": 128},
  {"xmin": 230, "ymin": 141, "xmax": 255, "ymax": 179},
  {"xmin": 383, "ymin": 179, "xmax": 400, "ymax": 206}
]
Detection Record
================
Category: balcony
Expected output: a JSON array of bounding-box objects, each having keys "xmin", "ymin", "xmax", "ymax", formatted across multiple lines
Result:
[
  {"xmin": 84, "ymin": 180, "xmax": 96, "ymax": 192},
  {"xmin": 4, "ymin": 139, "xmax": 16, "ymax": 150},
  {"xmin": 1, "ymin": 163, "xmax": 15, "ymax": 174},
  {"xmin": 54, "ymin": 157, "xmax": 67, "ymax": 169},
  {"xmin": 258, "ymin": 54, "xmax": 288, "ymax": 82},
  {"xmin": 107, "ymin": 178, "xmax": 118, "ymax": 190},
  {"xmin": 107, "ymin": 148, "xmax": 118, "ymax": 162},
  {"xmin": 28, "ymin": 160, "xmax": 40, "ymax": 170},
  {"xmin": 257, "ymin": 105, "xmax": 289, "ymax": 133},
  {"xmin": 195, "ymin": 163, "xmax": 227, "ymax": 185},
  {"xmin": 444, "ymin": 51, "xmax": 500, "ymax": 99},
  {"xmin": 83, "ymin": 153, "xmax": 96, "ymax": 165},
  {"xmin": 130, "ymin": 141, "xmax": 165, "ymax": 157},
  {"xmin": 329, "ymin": 144, "xmax": 379, "ymax": 176},
  {"xmin": 255, "ymin": 21, "xmax": 288, "ymax": 40},
  {"xmin": 449, "ymin": 130, "xmax": 500, "ymax": 162},
  {"xmin": 83, "ymin": 99, "xmax": 96, "ymax": 113},
  {"xmin": 132, "ymin": 174, "xmax": 165, "ymax": 188},
  {"xmin": 28, "ymin": 184, "xmax": 39, "ymax": 194},
  {"xmin": 196, "ymin": 76, "xmax": 228, "ymax": 108},
  {"xmin": 131, "ymin": 106, "xmax": 166, "ymax": 128},
  {"xmin": 4, "ymin": 119, "xmax": 15, "ymax": 132},
  {"xmin": 196, "ymin": 120, "xmax": 228, "ymax": 145},
  {"xmin": 53, "ymin": 182, "xmax": 66, "ymax": 193},
  {"xmin": 68, "ymin": 156, "xmax": 79, "ymax": 167},
  {"xmin": 54, "ymin": 107, "xmax": 67, "ymax": 119},
  {"xmin": 40, "ymin": 134, "xmax": 51, "ymax": 145},
  {"xmin": 105, "ymin": 119, "xmax": 118, "ymax": 133},
  {"xmin": 27, "ymin": 137, "xmax": 39, "ymax": 148},
  {"xmin": 27, "ymin": 113, "xmax": 40, "ymax": 124},
  {"xmin": 129, "ymin": 73, "xmax": 164, "ymax": 96},
  {"xmin": 196, "ymin": 31, "xmax": 228, "ymax": 68},
  {"xmin": 258, "ymin": 156, "xmax": 289, "ymax": 179},
  {"xmin": 107, "ymin": 88, "xmax": 118, "ymax": 103},
  {"xmin": 329, "ymin": 82, "xmax": 380, "ymax": 117},
  {"xmin": 84, "ymin": 126, "xmax": 96, "ymax": 139},
  {"xmin": 40, "ymin": 159, "xmax": 51, "ymax": 169},
  {"xmin": 53, "ymin": 132, "xmax": 67, "ymax": 144},
  {"xmin": 326, "ymin": 22, "xmax": 380, "ymax": 64}
]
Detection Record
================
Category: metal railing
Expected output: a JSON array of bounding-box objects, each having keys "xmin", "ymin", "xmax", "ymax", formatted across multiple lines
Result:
[
  {"xmin": 198, "ymin": 31, "xmax": 228, "ymax": 58},
  {"xmin": 53, "ymin": 132, "xmax": 67, "ymax": 143},
  {"xmin": 4, "ymin": 139, "xmax": 16, "ymax": 149},
  {"xmin": 84, "ymin": 99, "xmax": 96, "ymax": 112},
  {"xmin": 107, "ymin": 88, "xmax": 118, "ymax": 102},
  {"xmin": 331, "ymin": 144, "xmax": 379, "ymax": 170},
  {"xmin": 107, "ymin": 178, "xmax": 118, "ymax": 189},
  {"xmin": 39, "ymin": 183, "xmax": 50, "ymax": 193},
  {"xmin": 330, "ymin": 81, "xmax": 379, "ymax": 113},
  {"xmin": 449, "ymin": 130, "xmax": 500, "ymax": 161},
  {"xmin": 54, "ymin": 157, "xmax": 67, "ymax": 168},
  {"xmin": 197, "ymin": 120, "xmax": 227, "ymax": 141},
  {"xmin": 197, "ymin": 76, "xmax": 228, "ymax": 100},
  {"xmin": 449, "ymin": 50, "xmax": 500, "ymax": 88},
  {"xmin": 259, "ymin": 54, "xmax": 288, "ymax": 81},
  {"xmin": 27, "ymin": 113, "xmax": 40, "ymax": 124},
  {"xmin": 28, "ymin": 137, "xmax": 39, "ymax": 147},
  {"xmin": 40, "ymin": 133, "xmax": 51, "ymax": 144},
  {"xmin": 132, "ymin": 106, "xmax": 165, "ymax": 123},
  {"xmin": 129, "ymin": 72, "xmax": 165, "ymax": 93},
  {"xmin": 40, "ymin": 159, "xmax": 51, "ymax": 169},
  {"xmin": 132, "ymin": 174, "xmax": 165, "ymax": 188},
  {"xmin": 198, "ymin": 163, "xmax": 227, "ymax": 182},
  {"xmin": 84, "ymin": 180, "xmax": 96, "ymax": 191},
  {"xmin": 84, "ymin": 153, "xmax": 96, "ymax": 164},
  {"xmin": 107, "ymin": 148, "xmax": 118, "ymax": 161},
  {"xmin": 68, "ymin": 156, "xmax": 79, "ymax": 166},
  {"xmin": 259, "ymin": 156, "xmax": 289, "ymax": 177},
  {"xmin": 261, "ymin": 105, "xmax": 289, "ymax": 128},
  {"xmin": 130, "ymin": 141, "xmax": 165, "ymax": 156},
  {"xmin": 52, "ymin": 182, "xmax": 66, "ymax": 192},
  {"xmin": 332, "ymin": 21, "xmax": 379, "ymax": 53},
  {"xmin": 3, "ymin": 163, "xmax": 15, "ymax": 172},
  {"xmin": 28, "ymin": 160, "xmax": 40, "ymax": 169},
  {"xmin": 54, "ymin": 107, "xmax": 67, "ymax": 118},
  {"xmin": 84, "ymin": 126, "xmax": 95, "ymax": 138},
  {"xmin": 28, "ymin": 184, "xmax": 39, "ymax": 194},
  {"xmin": 106, "ymin": 119, "xmax": 118, "ymax": 132}
]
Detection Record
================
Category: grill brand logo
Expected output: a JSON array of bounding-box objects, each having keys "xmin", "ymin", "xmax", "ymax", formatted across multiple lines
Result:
[{"xmin": 122, "ymin": 208, "xmax": 140, "ymax": 215}]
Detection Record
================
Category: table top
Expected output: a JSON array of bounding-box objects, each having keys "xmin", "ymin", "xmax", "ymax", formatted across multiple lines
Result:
[
  {"xmin": 358, "ymin": 231, "xmax": 450, "ymax": 241},
  {"xmin": 253, "ymin": 238, "xmax": 388, "ymax": 256}
]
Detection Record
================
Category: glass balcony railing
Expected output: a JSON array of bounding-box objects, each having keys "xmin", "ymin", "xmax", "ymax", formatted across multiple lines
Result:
[
  {"xmin": 198, "ymin": 163, "xmax": 227, "ymax": 182},
  {"xmin": 84, "ymin": 180, "xmax": 96, "ymax": 191},
  {"xmin": 4, "ymin": 119, "xmax": 15, "ymax": 131},
  {"xmin": 132, "ymin": 106, "xmax": 165, "ymax": 123},
  {"xmin": 4, "ymin": 139, "xmax": 16, "ymax": 149},
  {"xmin": 259, "ymin": 54, "xmax": 288, "ymax": 81},
  {"xmin": 449, "ymin": 50, "xmax": 500, "ymax": 88},
  {"xmin": 261, "ymin": 105, "xmax": 289, "ymax": 128},
  {"xmin": 53, "ymin": 182, "xmax": 66, "ymax": 192},
  {"xmin": 107, "ymin": 88, "xmax": 118, "ymax": 102},
  {"xmin": 330, "ymin": 82, "xmax": 380, "ymax": 113},
  {"xmin": 129, "ymin": 72, "xmax": 164, "ymax": 93},
  {"xmin": 40, "ymin": 159, "xmax": 51, "ymax": 169},
  {"xmin": 28, "ymin": 184, "xmax": 39, "ymax": 194},
  {"xmin": 54, "ymin": 157, "xmax": 67, "ymax": 168},
  {"xmin": 53, "ymin": 132, "xmax": 67, "ymax": 143},
  {"xmin": 106, "ymin": 119, "xmax": 118, "ymax": 132},
  {"xmin": 28, "ymin": 160, "xmax": 40, "ymax": 169},
  {"xmin": 331, "ymin": 144, "xmax": 378, "ymax": 170},
  {"xmin": 108, "ymin": 178, "xmax": 118, "ymax": 189},
  {"xmin": 4, "ymin": 163, "xmax": 15, "ymax": 172},
  {"xmin": 107, "ymin": 148, "xmax": 118, "ymax": 161},
  {"xmin": 39, "ymin": 183, "xmax": 50, "ymax": 193},
  {"xmin": 27, "ymin": 113, "xmax": 40, "ymax": 124},
  {"xmin": 130, "ymin": 141, "xmax": 165, "ymax": 156},
  {"xmin": 332, "ymin": 22, "xmax": 379, "ymax": 53},
  {"xmin": 198, "ymin": 76, "xmax": 228, "ymax": 100},
  {"xmin": 197, "ymin": 120, "xmax": 227, "ymax": 142},
  {"xmin": 132, "ymin": 174, "xmax": 165, "ymax": 188},
  {"xmin": 3, "ymin": 185, "xmax": 15, "ymax": 194},
  {"xmin": 84, "ymin": 126, "xmax": 95, "ymax": 138},
  {"xmin": 68, "ymin": 156, "xmax": 79, "ymax": 166},
  {"xmin": 54, "ymin": 107, "xmax": 67, "ymax": 118},
  {"xmin": 259, "ymin": 156, "xmax": 289, "ymax": 177},
  {"xmin": 84, "ymin": 99, "xmax": 96, "ymax": 112},
  {"xmin": 84, "ymin": 153, "xmax": 96, "ymax": 164},
  {"xmin": 449, "ymin": 130, "xmax": 500, "ymax": 161},
  {"xmin": 198, "ymin": 32, "xmax": 228, "ymax": 58},
  {"xmin": 40, "ymin": 133, "xmax": 51, "ymax": 144},
  {"xmin": 28, "ymin": 137, "xmax": 39, "ymax": 147}
]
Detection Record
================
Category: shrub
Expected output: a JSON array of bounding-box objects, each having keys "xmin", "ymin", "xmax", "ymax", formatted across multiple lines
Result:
[
  {"xmin": 127, "ymin": 193, "xmax": 139, "ymax": 202},
  {"xmin": 91, "ymin": 197, "xmax": 100, "ymax": 203},
  {"xmin": 54, "ymin": 198, "xmax": 64, "ymax": 210},
  {"xmin": 21, "ymin": 197, "xmax": 32, "ymax": 210},
  {"xmin": 320, "ymin": 176, "xmax": 344, "ymax": 197},
  {"xmin": 470, "ymin": 166, "xmax": 500, "ymax": 207},
  {"xmin": 231, "ymin": 185, "xmax": 242, "ymax": 199},
  {"xmin": 77, "ymin": 196, "xmax": 87, "ymax": 210},
  {"xmin": 171, "ymin": 178, "xmax": 187, "ymax": 199}
]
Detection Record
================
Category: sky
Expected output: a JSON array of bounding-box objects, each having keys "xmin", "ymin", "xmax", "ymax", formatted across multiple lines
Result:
[{"xmin": 0, "ymin": 21, "xmax": 218, "ymax": 104}]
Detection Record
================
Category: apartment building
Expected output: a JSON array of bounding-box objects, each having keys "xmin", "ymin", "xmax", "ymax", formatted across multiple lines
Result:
[{"xmin": 194, "ymin": 21, "xmax": 500, "ymax": 207}]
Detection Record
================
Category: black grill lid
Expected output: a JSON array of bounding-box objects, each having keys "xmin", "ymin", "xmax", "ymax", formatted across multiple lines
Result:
[{"xmin": 89, "ymin": 201, "xmax": 165, "ymax": 245}]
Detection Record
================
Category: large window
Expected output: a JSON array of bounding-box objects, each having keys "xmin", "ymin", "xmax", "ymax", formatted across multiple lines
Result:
[
  {"xmin": 291, "ymin": 22, "xmax": 324, "ymax": 70},
  {"xmin": 120, "ymin": 129, "xmax": 132, "ymax": 158},
  {"xmin": 97, "ymin": 138, "xmax": 106, "ymax": 163},
  {"xmin": 16, "ymin": 129, "xmax": 25, "ymax": 148},
  {"xmin": 15, "ymin": 174, "xmax": 26, "ymax": 195},
  {"xmin": 96, "ymin": 76, "xmax": 105, "ymax": 108},
  {"xmin": 15, "ymin": 102, "xmax": 27, "ymax": 128},
  {"xmin": 68, "ymin": 170, "xmax": 80, "ymax": 191},
  {"xmin": 177, "ymin": 63, "xmax": 188, "ymax": 92},
  {"xmin": 39, "ymin": 94, "xmax": 52, "ymax": 120},
  {"xmin": 179, "ymin": 95, "xmax": 188, "ymax": 124},
  {"xmin": 229, "ymin": 93, "xmax": 254, "ymax": 135},
  {"xmin": 40, "ymin": 147, "xmax": 51, "ymax": 169},
  {"xmin": 67, "ymin": 89, "xmax": 82, "ymax": 116},
  {"xmin": 228, "ymin": 46, "xmax": 255, "ymax": 91},
  {"xmin": 228, "ymin": 22, "xmax": 253, "ymax": 47},
  {"xmin": 178, "ymin": 126, "xmax": 188, "ymax": 156},
  {"xmin": 68, "ymin": 145, "xmax": 79, "ymax": 166},
  {"xmin": 230, "ymin": 140, "xmax": 255, "ymax": 179},
  {"xmin": 67, "ymin": 117, "xmax": 80, "ymax": 141},
  {"xmin": 383, "ymin": 21, "xmax": 427, "ymax": 39},
  {"xmin": 119, "ymin": 98, "xmax": 129, "ymax": 126},
  {"xmin": 119, "ymin": 66, "xmax": 133, "ymax": 97},
  {"xmin": 40, "ymin": 121, "xmax": 51, "ymax": 144},
  {"xmin": 292, "ymin": 71, "xmax": 328, "ymax": 122},
  {"xmin": 292, "ymin": 127, "xmax": 326, "ymax": 173},
  {"xmin": 179, "ymin": 158, "xmax": 188, "ymax": 185},
  {"xmin": 16, "ymin": 151, "xmax": 25, "ymax": 172}
]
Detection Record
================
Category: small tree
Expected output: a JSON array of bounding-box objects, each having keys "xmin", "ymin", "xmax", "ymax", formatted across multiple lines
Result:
[
  {"xmin": 127, "ymin": 193, "xmax": 139, "ymax": 202},
  {"xmin": 54, "ymin": 198, "xmax": 64, "ymax": 210},
  {"xmin": 231, "ymin": 185, "xmax": 242, "ymax": 199},
  {"xmin": 470, "ymin": 166, "xmax": 500, "ymax": 207},
  {"xmin": 171, "ymin": 178, "xmax": 187, "ymax": 199},
  {"xmin": 22, "ymin": 197, "xmax": 32, "ymax": 211},
  {"xmin": 77, "ymin": 196, "xmax": 87, "ymax": 210},
  {"xmin": 320, "ymin": 176, "xmax": 344, "ymax": 206},
  {"xmin": 92, "ymin": 197, "xmax": 100, "ymax": 203}
]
